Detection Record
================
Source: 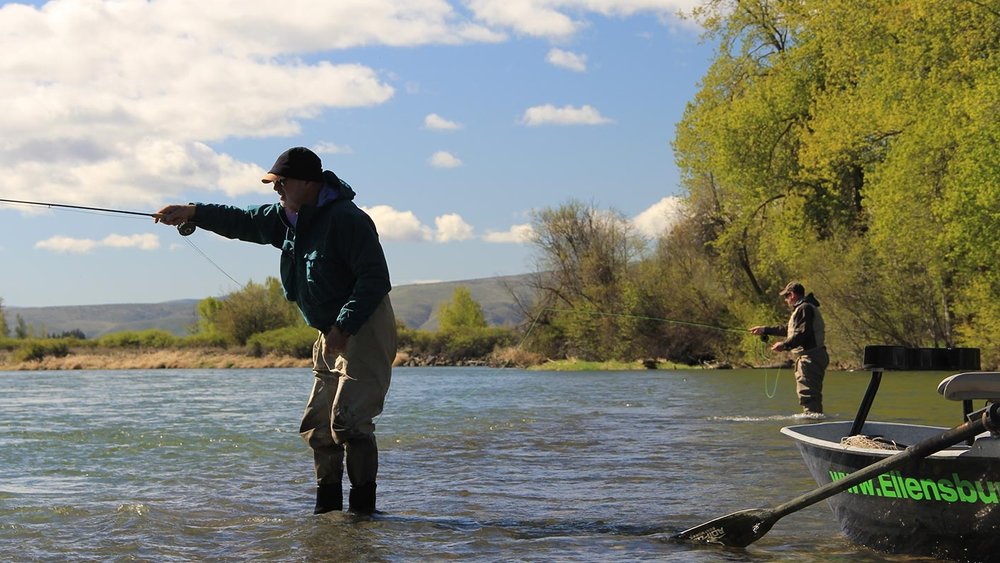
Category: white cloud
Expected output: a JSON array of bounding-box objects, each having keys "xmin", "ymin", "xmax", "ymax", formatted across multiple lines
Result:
[
  {"xmin": 484, "ymin": 223, "xmax": 534, "ymax": 243},
  {"xmin": 425, "ymin": 113, "xmax": 463, "ymax": 131},
  {"xmin": 35, "ymin": 233, "xmax": 161, "ymax": 254},
  {"xmin": 314, "ymin": 142, "xmax": 354, "ymax": 155},
  {"xmin": 434, "ymin": 214, "xmax": 474, "ymax": 242},
  {"xmin": 520, "ymin": 104, "xmax": 614, "ymax": 126},
  {"xmin": 546, "ymin": 48, "xmax": 587, "ymax": 72},
  {"xmin": 362, "ymin": 206, "xmax": 480, "ymax": 244},
  {"xmin": 363, "ymin": 205, "xmax": 433, "ymax": 242},
  {"xmin": 632, "ymin": 196, "xmax": 686, "ymax": 238},
  {"xmin": 429, "ymin": 151, "xmax": 463, "ymax": 168}
]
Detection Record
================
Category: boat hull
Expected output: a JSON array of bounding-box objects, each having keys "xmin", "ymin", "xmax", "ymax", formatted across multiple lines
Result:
[{"xmin": 782, "ymin": 421, "xmax": 1000, "ymax": 561}]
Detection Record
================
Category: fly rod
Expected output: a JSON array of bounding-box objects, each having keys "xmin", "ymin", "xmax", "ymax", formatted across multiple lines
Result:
[{"xmin": 0, "ymin": 197, "xmax": 196, "ymax": 236}]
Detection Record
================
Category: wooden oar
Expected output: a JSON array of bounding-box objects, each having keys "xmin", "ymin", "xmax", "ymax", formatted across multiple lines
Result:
[{"xmin": 671, "ymin": 403, "xmax": 1000, "ymax": 547}]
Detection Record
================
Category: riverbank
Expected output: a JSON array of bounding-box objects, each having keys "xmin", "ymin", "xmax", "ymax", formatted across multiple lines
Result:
[
  {"xmin": 0, "ymin": 347, "xmax": 706, "ymax": 372},
  {"xmin": 0, "ymin": 349, "xmax": 313, "ymax": 371}
]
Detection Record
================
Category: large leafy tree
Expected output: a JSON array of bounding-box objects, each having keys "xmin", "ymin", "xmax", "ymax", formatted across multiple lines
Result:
[{"xmin": 672, "ymin": 0, "xmax": 1000, "ymax": 364}]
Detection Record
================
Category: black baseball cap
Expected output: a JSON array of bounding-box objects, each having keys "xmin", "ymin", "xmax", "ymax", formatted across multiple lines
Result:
[{"xmin": 261, "ymin": 147, "xmax": 324, "ymax": 183}]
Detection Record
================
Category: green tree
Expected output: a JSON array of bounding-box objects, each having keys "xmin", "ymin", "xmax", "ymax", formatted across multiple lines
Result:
[
  {"xmin": 438, "ymin": 287, "xmax": 487, "ymax": 332},
  {"xmin": 0, "ymin": 298, "xmax": 9, "ymax": 339},
  {"xmin": 524, "ymin": 200, "xmax": 654, "ymax": 360},
  {"xmin": 195, "ymin": 296, "xmax": 224, "ymax": 336},
  {"xmin": 196, "ymin": 278, "xmax": 302, "ymax": 345},
  {"xmin": 14, "ymin": 314, "xmax": 30, "ymax": 339},
  {"xmin": 644, "ymin": 215, "xmax": 751, "ymax": 364}
]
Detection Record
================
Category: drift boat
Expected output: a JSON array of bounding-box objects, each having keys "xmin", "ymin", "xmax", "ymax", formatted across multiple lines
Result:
[{"xmin": 781, "ymin": 346, "xmax": 999, "ymax": 561}]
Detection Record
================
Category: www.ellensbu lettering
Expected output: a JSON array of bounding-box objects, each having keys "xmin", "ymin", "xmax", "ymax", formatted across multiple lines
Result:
[{"xmin": 828, "ymin": 471, "xmax": 1000, "ymax": 503}]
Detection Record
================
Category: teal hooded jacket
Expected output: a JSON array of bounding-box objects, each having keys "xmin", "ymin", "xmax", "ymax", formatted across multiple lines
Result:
[{"xmin": 192, "ymin": 172, "xmax": 391, "ymax": 335}]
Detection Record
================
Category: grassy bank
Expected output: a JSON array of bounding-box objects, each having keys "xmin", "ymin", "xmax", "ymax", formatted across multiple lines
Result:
[
  {"xmin": 0, "ymin": 350, "xmax": 697, "ymax": 372},
  {"xmin": 0, "ymin": 348, "xmax": 312, "ymax": 371},
  {"xmin": 0, "ymin": 337, "xmax": 699, "ymax": 372}
]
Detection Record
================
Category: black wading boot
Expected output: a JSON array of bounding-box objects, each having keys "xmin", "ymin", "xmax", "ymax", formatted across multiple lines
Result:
[
  {"xmin": 348, "ymin": 482, "xmax": 377, "ymax": 515},
  {"xmin": 314, "ymin": 482, "xmax": 343, "ymax": 514}
]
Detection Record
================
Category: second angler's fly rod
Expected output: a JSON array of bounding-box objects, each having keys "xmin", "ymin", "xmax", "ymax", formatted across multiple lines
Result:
[{"xmin": 0, "ymin": 197, "xmax": 197, "ymax": 236}]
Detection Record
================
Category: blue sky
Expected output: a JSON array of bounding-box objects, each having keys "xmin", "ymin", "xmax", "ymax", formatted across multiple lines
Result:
[{"xmin": 0, "ymin": 0, "xmax": 715, "ymax": 307}]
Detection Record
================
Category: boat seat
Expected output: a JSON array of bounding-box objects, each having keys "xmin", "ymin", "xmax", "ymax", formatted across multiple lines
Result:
[{"xmin": 937, "ymin": 372, "xmax": 1000, "ymax": 402}]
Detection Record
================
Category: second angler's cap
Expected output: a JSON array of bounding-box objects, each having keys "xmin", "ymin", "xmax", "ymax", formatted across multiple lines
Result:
[{"xmin": 779, "ymin": 281, "xmax": 805, "ymax": 296}]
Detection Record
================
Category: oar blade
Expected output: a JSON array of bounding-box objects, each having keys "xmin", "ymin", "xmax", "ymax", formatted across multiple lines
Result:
[{"xmin": 670, "ymin": 508, "xmax": 776, "ymax": 547}]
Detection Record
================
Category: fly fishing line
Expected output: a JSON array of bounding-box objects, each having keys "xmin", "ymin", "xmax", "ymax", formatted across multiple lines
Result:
[
  {"xmin": 0, "ymin": 197, "xmax": 239, "ymax": 286},
  {"xmin": 760, "ymin": 340, "xmax": 782, "ymax": 399},
  {"xmin": 520, "ymin": 306, "xmax": 785, "ymax": 398},
  {"xmin": 0, "ymin": 197, "xmax": 197, "ymax": 236}
]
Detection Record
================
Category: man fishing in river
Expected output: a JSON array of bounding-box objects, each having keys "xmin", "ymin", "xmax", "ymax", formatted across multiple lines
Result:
[
  {"xmin": 155, "ymin": 146, "xmax": 397, "ymax": 515},
  {"xmin": 750, "ymin": 281, "xmax": 828, "ymax": 416}
]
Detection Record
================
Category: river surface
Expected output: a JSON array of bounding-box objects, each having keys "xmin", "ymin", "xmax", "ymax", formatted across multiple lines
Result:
[{"xmin": 0, "ymin": 367, "xmax": 967, "ymax": 561}]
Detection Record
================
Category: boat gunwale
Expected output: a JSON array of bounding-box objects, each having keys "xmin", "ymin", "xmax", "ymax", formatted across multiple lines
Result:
[{"xmin": 778, "ymin": 420, "xmax": 997, "ymax": 459}]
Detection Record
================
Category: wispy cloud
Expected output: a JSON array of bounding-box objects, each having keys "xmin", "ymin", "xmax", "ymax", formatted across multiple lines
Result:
[
  {"xmin": 484, "ymin": 224, "xmax": 534, "ymax": 243},
  {"xmin": 429, "ymin": 151, "xmax": 463, "ymax": 168},
  {"xmin": 519, "ymin": 104, "xmax": 614, "ymax": 126},
  {"xmin": 35, "ymin": 233, "xmax": 160, "ymax": 254},
  {"xmin": 467, "ymin": 0, "xmax": 578, "ymax": 37},
  {"xmin": 101, "ymin": 233, "xmax": 161, "ymax": 250},
  {"xmin": 314, "ymin": 142, "xmax": 354, "ymax": 155},
  {"xmin": 424, "ymin": 113, "xmax": 463, "ymax": 131},
  {"xmin": 546, "ymin": 48, "xmax": 587, "ymax": 72},
  {"xmin": 466, "ymin": 0, "xmax": 698, "ymax": 38}
]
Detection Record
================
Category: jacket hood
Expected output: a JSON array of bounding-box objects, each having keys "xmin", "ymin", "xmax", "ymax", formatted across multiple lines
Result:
[
  {"xmin": 323, "ymin": 170, "xmax": 356, "ymax": 201},
  {"xmin": 801, "ymin": 292, "xmax": 820, "ymax": 307}
]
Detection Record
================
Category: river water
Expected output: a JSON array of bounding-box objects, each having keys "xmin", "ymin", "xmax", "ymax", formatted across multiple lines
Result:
[{"xmin": 0, "ymin": 367, "xmax": 965, "ymax": 561}]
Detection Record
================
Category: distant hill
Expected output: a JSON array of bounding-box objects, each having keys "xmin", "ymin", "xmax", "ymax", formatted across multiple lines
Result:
[
  {"xmin": 5, "ymin": 300, "xmax": 202, "ymax": 338},
  {"xmin": 391, "ymin": 273, "xmax": 536, "ymax": 331},
  {"xmin": 4, "ymin": 274, "xmax": 538, "ymax": 338}
]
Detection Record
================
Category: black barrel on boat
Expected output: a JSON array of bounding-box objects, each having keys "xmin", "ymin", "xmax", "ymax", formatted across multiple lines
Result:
[{"xmin": 863, "ymin": 346, "xmax": 980, "ymax": 371}]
